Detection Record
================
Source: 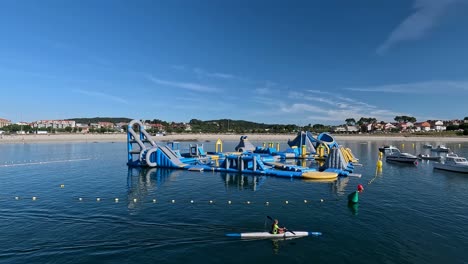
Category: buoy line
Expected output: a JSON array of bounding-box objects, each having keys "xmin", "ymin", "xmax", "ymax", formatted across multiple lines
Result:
[{"xmin": 0, "ymin": 158, "xmax": 92, "ymax": 168}]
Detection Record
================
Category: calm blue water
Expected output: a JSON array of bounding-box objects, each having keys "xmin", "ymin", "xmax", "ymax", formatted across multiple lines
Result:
[{"xmin": 1, "ymin": 140, "xmax": 467, "ymax": 264}]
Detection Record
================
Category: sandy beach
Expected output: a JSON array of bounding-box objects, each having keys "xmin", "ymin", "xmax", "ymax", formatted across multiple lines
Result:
[{"xmin": 1, "ymin": 133, "xmax": 467, "ymax": 144}]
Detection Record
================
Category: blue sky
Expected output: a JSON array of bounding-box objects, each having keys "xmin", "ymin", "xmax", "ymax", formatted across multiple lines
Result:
[{"xmin": 1, "ymin": 0, "xmax": 467, "ymax": 125}]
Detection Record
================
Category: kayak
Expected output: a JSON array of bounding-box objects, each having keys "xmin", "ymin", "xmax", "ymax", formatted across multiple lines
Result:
[{"xmin": 225, "ymin": 231, "xmax": 322, "ymax": 238}]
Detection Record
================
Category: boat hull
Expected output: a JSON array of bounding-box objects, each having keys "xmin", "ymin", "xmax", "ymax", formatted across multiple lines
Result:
[
  {"xmin": 386, "ymin": 157, "xmax": 418, "ymax": 164},
  {"xmin": 226, "ymin": 231, "xmax": 322, "ymax": 238},
  {"xmin": 433, "ymin": 164, "xmax": 468, "ymax": 173}
]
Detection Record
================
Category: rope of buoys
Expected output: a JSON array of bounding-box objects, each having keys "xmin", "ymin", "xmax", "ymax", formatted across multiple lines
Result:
[{"xmin": 7, "ymin": 196, "xmax": 339, "ymax": 205}]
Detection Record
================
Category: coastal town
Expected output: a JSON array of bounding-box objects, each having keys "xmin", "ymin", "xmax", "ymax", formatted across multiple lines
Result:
[{"xmin": 0, "ymin": 117, "xmax": 467, "ymax": 135}]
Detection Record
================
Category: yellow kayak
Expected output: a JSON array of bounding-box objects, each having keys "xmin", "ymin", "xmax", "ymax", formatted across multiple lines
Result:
[{"xmin": 302, "ymin": 171, "xmax": 338, "ymax": 180}]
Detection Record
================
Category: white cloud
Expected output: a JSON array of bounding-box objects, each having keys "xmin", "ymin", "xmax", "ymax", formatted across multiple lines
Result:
[
  {"xmin": 146, "ymin": 75, "xmax": 221, "ymax": 92},
  {"xmin": 254, "ymin": 87, "xmax": 272, "ymax": 95},
  {"xmin": 344, "ymin": 80, "xmax": 468, "ymax": 93},
  {"xmin": 377, "ymin": 0, "xmax": 460, "ymax": 54},
  {"xmin": 74, "ymin": 89, "xmax": 129, "ymax": 104},
  {"xmin": 192, "ymin": 67, "xmax": 235, "ymax": 79}
]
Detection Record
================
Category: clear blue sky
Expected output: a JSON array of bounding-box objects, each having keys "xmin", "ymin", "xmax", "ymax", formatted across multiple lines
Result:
[{"xmin": 1, "ymin": 0, "xmax": 467, "ymax": 125}]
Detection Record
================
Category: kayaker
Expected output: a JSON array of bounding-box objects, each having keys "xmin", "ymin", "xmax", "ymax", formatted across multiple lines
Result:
[
  {"xmin": 271, "ymin": 219, "xmax": 286, "ymax": 234},
  {"xmin": 347, "ymin": 184, "xmax": 364, "ymax": 204}
]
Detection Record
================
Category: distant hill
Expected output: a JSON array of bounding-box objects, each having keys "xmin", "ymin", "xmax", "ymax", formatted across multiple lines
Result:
[{"xmin": 67, "ymin": 117, "xmax": 132, "ymax": 124}]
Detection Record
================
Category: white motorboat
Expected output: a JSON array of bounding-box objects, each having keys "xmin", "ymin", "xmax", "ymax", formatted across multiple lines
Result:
[
  {"xmin": 379, "ymin": 145, "xmax": 399, "ymax": 154},
  {"xmin": 423, "ymin": 144, "xmax": 433, "ymax": 149},
  {"xmin": 431, "ymin": 145, "xmax": 450, "ymax": 152},
  {"xmin": 385, "ymin": 149, "xmax": 418, "ymax": 164},
  {"xmin": 417, "ymin": 154, "xmax": 441, "ymax": 161},
  {"xmin": 433, "ymin": 155, "xmax": 468, "ymax": 173}
]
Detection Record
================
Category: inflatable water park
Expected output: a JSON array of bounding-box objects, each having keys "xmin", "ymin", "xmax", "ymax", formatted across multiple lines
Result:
[{"xmin": 126, "ymin": 119, "xmax": 360, "ymax": 180}]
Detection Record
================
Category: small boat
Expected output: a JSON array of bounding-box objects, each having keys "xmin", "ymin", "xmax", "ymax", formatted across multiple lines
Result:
[
  {"xmin": 378, "ymin": 145, "xmax": 399, "ymax": 154},
  {"xmin": 385, "ymin": 148, "xmax": 418, "ymax": 164},
  {"xmin": 423, "ymin": 144, "xmax": 433, "ymax": 149},
  {"xmin": 431, "ymin": 145, "xmax": 450, "ymax": 152},
  {"xmin": 226, "ymin": 231, "xmax": 322, "ymax": 239},
  {"xmin": 417, "ymin": 154, "xmax": 441, "ymax": 161},
  {"xmin": 433, "ymin": 155, "xmax": 468, "ymax": 173}
]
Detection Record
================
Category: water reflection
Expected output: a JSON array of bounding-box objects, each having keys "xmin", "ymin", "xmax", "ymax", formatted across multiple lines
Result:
[
  {"xmin": 348, "ymin": 202, "xmax": 359, "ymax": 215},
  {"xmin": 220, "ymin": 173, "xmax": 266, "ymax": 191},
  {"xmin": 127, "ymin": 167, "xmax": 183, "ymax": 207}
]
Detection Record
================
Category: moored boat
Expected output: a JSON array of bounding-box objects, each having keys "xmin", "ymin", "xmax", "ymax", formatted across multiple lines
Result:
[
  {"xmin": 417, "ymin": 154, "xmax": 441, "ymax": 161},
  {"xmin": 379, "ymin": 145, "xmax": 399, "ymax": 154},
  {"xmin": 431, "ymin": 145, "xmax": 450, "ymax": 152},
  {"xmin": 385, "ymin": 148, "xmax": 418, "ymax": 164},
  {"xmin": 423, "ymin": 144, "xmax": 433, "ymax": 149},
  {"xmin": 433, "ymin": 155, "xmax": 468, "ymax": 173}
]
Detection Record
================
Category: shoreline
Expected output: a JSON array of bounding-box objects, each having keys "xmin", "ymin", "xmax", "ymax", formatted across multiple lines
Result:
[{"xmin": 1, "ymin": 133, "xmax": 468, "ymax": 144}]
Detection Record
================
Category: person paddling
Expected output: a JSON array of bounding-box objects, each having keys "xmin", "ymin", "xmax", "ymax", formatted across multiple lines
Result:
[
  {"xmin": 348, "ymin": 184, "xmax": 364, "ymax": 204},
  {"xmin": 271, "ymin": 219, "xmax": 286, "ymax": 234}
]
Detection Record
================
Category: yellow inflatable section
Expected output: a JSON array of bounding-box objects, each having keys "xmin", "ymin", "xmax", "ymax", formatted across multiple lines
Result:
[
  {"xmin": 302, "ymin": 171, "xmax": 338, "ymax": 180},
  {"xmin": 340, "ymin": 147, "xmax": 359, "ymax": 163}
]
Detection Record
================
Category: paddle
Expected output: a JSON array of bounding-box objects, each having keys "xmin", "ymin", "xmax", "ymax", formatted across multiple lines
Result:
[{"xmin": 267, "ymin": 216, "xmax": 296, "ymax": 235}]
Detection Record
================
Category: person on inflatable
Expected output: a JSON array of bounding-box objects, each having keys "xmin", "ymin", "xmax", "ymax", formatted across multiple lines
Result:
[
  {"xmin": 271, "ymin": 219, "xmax": 286, "ymax": 234},
  {"xmin": 348, "ymin": 184, "xmax": 364, "ymax": 204}
]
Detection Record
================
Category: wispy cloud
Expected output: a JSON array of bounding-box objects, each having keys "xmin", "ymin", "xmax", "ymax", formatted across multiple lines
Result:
[
  {"xmin": 281, "ymin": 90, "xmax": 407, "ymax": 123},
  {"xmin": 74, "ymin": 89, "xmax": 129, "ymax": 104},
  {"xmin": 344, "ymin": 80, "xmax": 468, "ymax": 93},
  {"xmin": 377, "ymin": 0, "xmax": 460, "ymax": 54},
  {"xmin": 254, "ymin": 87, "xmax": 273, "ymax": 95},
  {"xmin": 146, "ymin": 75, "xmax": 221, "ymax": 92}
]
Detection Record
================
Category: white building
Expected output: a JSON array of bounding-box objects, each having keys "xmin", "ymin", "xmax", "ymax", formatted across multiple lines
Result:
[{"xmin": 34, "ymin": 120, "xmax": 76, "ymax": 129}]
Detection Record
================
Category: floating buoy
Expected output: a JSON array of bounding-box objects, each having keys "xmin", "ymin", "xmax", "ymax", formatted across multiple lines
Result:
[
  {"xmin": 79, "ymin": 197, "xmax": 83, "ymax": 201},
  {"xmin": 32, "ymin": 196, "xmax": 37, "ymax": 201},
  {"xmin": 228, "ymin": 200, "xmax": 232, "ymax": 204},
  {"xmin": 209, "ymin": 200, "xmax": 213, "ymax": 204},
  {"xmin": 133, "ymin": 198, "xmax": 137, "ymax": 203},
  {"xmin": 15, "ymin": 196, "xmax": 19, "ymax": 200},
  {"xmin": 171, "ymin": 199, "xmax": 175, "ymax": 203},
  {"xmin": 96, "ymin": 198, "xmax": 101, "ymax": 202},
  {"xmin": 190, "ymin": 200, "xmax": 194, "ymax": 204},
  {"xmin": 265, "ymin": 201, "xmax": 269, "ymax": 205},
  {"xmin": 377, "ymin": 160, "xmax": 383, "ymax": 169},
  {"xmin": 304, "ymin": 199, "xmax": 308, "ymax": 203},
  {"xmin": 60, "ymin": 184, "xmax": 65, "ymax": 188},
  {"xmin": 285, "ymin": 201, "xmax": 289, "ymax": 204},
  {"xmin": 246, "ymin": 201, "xmax": 251, "ymax": 204},
  {"xmin": 320, "ymin": 199, "xmax": 324, "ymax": 202},
  {"xmin": 115, "ymin": 198, "xmax": 119, "ymax": 202},
  {"xmin": 152, "ymin": 199, "xmax": 157, "ymax": 203}
]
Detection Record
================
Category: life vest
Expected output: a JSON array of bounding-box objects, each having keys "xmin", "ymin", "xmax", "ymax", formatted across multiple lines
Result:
[{"xmin": 271, "ymin": 224, "xmax": 279, "ymax": 234}]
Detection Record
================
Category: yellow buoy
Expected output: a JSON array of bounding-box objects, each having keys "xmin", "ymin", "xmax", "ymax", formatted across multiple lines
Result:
[{"xmin": 377, "ymin": 160, "xmax": 383, "ymax": 169}]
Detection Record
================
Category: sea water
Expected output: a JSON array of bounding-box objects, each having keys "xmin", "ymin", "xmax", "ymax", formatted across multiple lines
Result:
[{"xmin": 0, "ymin": 140, "xmax": 467, "ymax": 264}]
